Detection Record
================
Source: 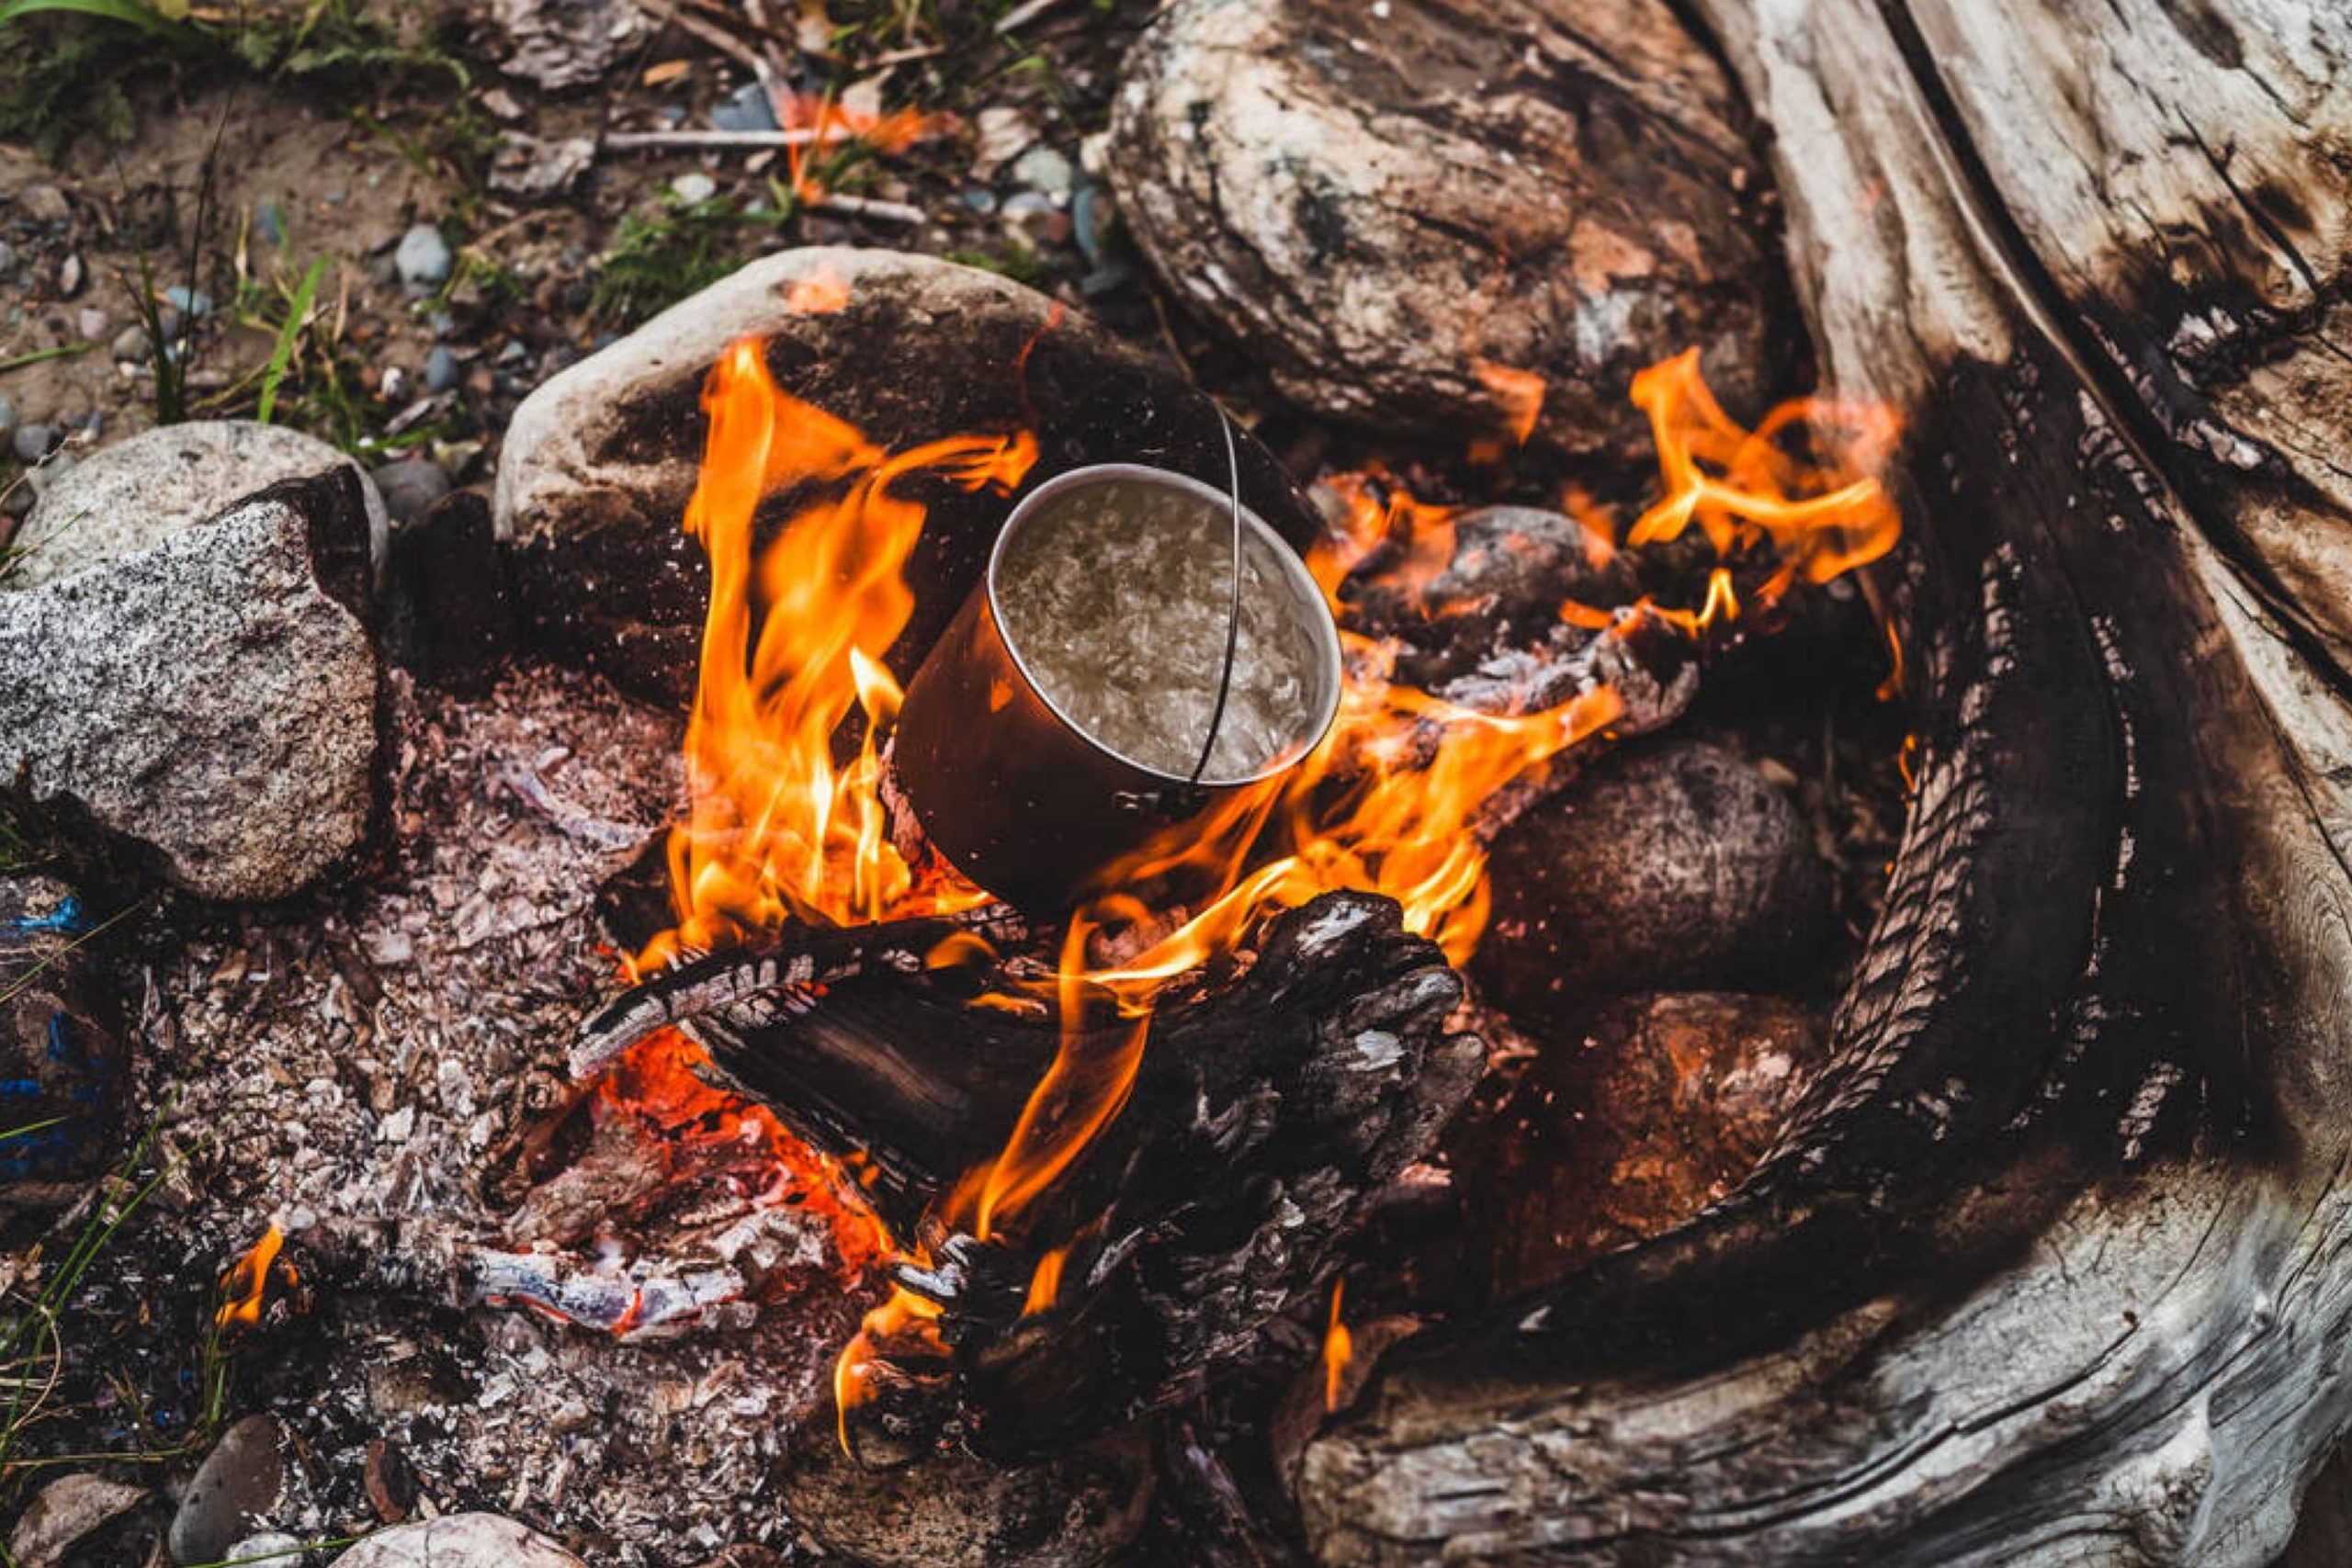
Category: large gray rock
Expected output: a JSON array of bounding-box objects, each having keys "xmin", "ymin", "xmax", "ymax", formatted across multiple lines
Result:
[
  {"xmin": 0, "ymin": 473, "xmax": 381, "ymax": 902},
  {"xmin": 1109, "ymin": 0, "xmax": 1788, "ymax": 457},
  {"xmin": 331, "ymin": 1513, "xmax": 584, "ymax": 1567},
  {"xmin": 12, "ymin": 421, "xmax": 387, "ymax": 591},
  {"xmin": 495, "ymin": 245, "xmax": 1319, "ymax": 705}
]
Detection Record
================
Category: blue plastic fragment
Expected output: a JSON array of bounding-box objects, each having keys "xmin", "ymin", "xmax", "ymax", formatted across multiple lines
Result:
[{"xmin": 2, "ymin": 895, "xmax": 85, "ymax": 936}]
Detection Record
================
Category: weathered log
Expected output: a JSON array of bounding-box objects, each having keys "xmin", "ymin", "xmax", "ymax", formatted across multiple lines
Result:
[{"xmin": 1292, "ymin": 1, "xmax": 2352, "ymax": 1563}]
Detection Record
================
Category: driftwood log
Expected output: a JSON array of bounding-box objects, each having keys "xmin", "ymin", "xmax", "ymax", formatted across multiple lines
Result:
[{"xmin": 1292, "ymin": 1, "xmax": 2352, "ymax": 1563}]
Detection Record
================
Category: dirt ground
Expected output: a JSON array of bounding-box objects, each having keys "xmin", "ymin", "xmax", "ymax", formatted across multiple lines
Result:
[{"xmin": 0, "ymin": 0, "xmax": 1185, "ymax": 533}]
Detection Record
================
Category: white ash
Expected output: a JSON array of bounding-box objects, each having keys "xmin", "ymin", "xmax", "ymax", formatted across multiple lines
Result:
[
  {"xmin": 68, "ymin": 660, "xmax": 876, "ymax": 1564},
  {"xmin": 993, "ymin": 476, "xmax": 1329, "ymax": 782}
]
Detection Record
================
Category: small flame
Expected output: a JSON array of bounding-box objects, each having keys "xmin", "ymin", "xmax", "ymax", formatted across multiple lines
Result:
[
  {"xmin": 1472, "ymin": 359, "xmax": 1546, "ymax": 446},
  {"xmin": 1023, "ymin": 1246, "xmax": 1069, "ymax": 1315},
  {"xmin": 969, "ymin": 919, "xmax": 1153, "ymax": 1241},
  {"xmin": 786, "ymin": 265, "xmax": 852, "ymax": 315},
  {"xmin": 216, "ymin": 1224, "xmax": 288, "ymax": 1328},
  {"xmin": 1625, "ymin": 348, "xmax": 1902, "ymax": 605},
  {"xmin": 1322, "ymin": 1277, "xmax": 1352, "ymax": 1413},
  {"xmin": 781, "ymin": 93, "xmax": 951, "ymax": 205}
]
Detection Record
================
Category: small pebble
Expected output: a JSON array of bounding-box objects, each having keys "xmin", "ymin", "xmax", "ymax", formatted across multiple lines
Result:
[
  {"xmin": 110, "ymin": 324, "xmax": 151, "ymax": 364},
  {"xmin": 496, "ymin": 339, "xmax": 529, "ymax": 367},
  {"xmin": 163, "ymin": 286, "xmax": 213, "ymax": 319},
  {"xmin": 671, "ymin": 171, "xmax": 718, "ymax": 205},
  {"xmin": 1072, "ymin": 181, "xmax": 1106, "ymax": 266},
  {"xmin": 371, "ymin": 456, "xmax": 451, "ymax": 525},
  {"xmin": 0, "ymin": 395, "xmax": 16, "ymax": 446},
  {"xmin": 12, "ymin": 424, "xmax": 56, "ymax": 465},
  {"xmin": 424, "ymin": 345, "xmax": 460, "ymax": 392},
  {"xmin": 710, "ymin": 80, "xmax": 779, "ymax": 133},
  {"xmin": 55, "ymin": 254, "xmax": 83, "ymax": 298},
  {"xmin": 79, "ymin": 411, "xmax": 100, "ymax": 439},
  {"xmin": 381, "ymin": 366, "xmax": 412, "ymax": 404},
  {"xmin": 1011, "ymin": 146, "xmax": 1076, "ymax": 198},
  {"xmin": 393, "ymin": 224, "xmax": 453, "ymax": 289},
  {"xmin": 74, "ymin": 306, "xmax": 107, "ymax": 340},
  {"xmin": 254, "ymin": 196, "xmax": 288, "ymax": 247},
  {"xmin": 1001, "ymin": 191, "xmax": 1070, "ymax": 248},
  {"xmin": 17, "ymin": 183, "xmax": 68, "ymax": 223},
  {"xmin": 961, "ymin": 188, "xmax": 1000, "ymax": 215}
]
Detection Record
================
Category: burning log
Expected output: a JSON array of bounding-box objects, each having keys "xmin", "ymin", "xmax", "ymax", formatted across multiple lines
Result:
[
  {"xmin": 1289, "ymin": 1, "xmax": 2352, "ymax": 1562},
  {"xmin": 577, "ymin": 892, "xmax": 1478, "ymax": 1461}
]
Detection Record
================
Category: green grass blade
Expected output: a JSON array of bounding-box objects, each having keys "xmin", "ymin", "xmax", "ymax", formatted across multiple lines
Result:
[
  {"xmin": 0, "ymin": 343, "xmax": 91, "ymax": 376},
  {"xmin": 0, "ymin": 0, "xmax": 189, "ymax": 36},
  {"xmin": 254, "ymin": 257, "xmax": 324, "ymax": 425}
]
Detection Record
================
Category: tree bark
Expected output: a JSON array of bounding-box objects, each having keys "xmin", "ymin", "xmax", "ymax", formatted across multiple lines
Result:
[{"xmin": 1294, "ymin": 2, "xmax": 2352, "ymax": 1563}]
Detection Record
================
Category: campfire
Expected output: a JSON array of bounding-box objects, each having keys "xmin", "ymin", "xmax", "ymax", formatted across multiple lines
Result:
[
  {"xmin": 494, "ymin": 278, "xmax": 1909, "ymax": 1488},
  {"xmin": 17, "ymin": 0, "xmax": 2347, "ymax": 1556}
]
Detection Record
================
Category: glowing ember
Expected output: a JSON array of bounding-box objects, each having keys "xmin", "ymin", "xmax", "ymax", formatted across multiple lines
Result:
[
  {"xmin": 217, "ymin": 1223, "xmax": 289, "ymax": 1328},
  {"xmin": 1323, "ymin": 1277, "xmax": 1352, "ymax": 1413},
  {"xmin": 593, "ymin": 1028, "xmax": 890, "ymax": 1277}
]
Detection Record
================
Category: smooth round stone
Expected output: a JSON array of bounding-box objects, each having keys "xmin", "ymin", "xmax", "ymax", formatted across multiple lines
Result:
[
  {"xmin": 12, "ymin": 424, "xmax": 56, "ymax": 465},
  {"xmin": 1475, "ymin": 739, "xmax": 1833, "ymax": 1019},
  {"xmin": 393, "ymin": 224, "xmax": 453, "ymax": 288}
]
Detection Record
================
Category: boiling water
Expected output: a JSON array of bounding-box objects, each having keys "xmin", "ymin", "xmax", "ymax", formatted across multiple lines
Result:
[{"xmin": 992, "ymin": 477, "xmax": 1330, "ymax": 783}]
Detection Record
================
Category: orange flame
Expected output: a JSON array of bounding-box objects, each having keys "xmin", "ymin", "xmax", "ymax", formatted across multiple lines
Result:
[
  {"xmin": 1323, "ymin": 1277, "xmax": 1352, "ymax": 1413},
  {"xmin": 781, "ymin": 93, "xmax": 952, "ymax": 204},
  {"xmin": 1625, "ymin": 348, "xmax": 1902, "ymax": 607},
  {"xmin": 641, "ymin": 338, "xmax": 1033, "ymax": 970},
  {"xmin": 1023, "ymin": 1245, "xmax": 1069, "ymax": 1315},
  {"xmin": 1472, "ymin": 359, "xmax": 1546, "ymax": 446},
  {"xmin": 216, "ymin": 1224, "xmax": 288, "ymax": 1328}
]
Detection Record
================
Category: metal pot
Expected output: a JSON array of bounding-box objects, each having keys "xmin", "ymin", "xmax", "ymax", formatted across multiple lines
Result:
[{"xmin": 891, "ymin": 463, "xmax": 1342, "ymax": 914}]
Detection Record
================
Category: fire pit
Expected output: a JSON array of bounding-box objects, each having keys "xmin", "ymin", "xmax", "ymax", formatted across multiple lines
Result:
[{"xmin": 9, "ymin": 0, "xmax": 2352, "ymax": 1555}]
